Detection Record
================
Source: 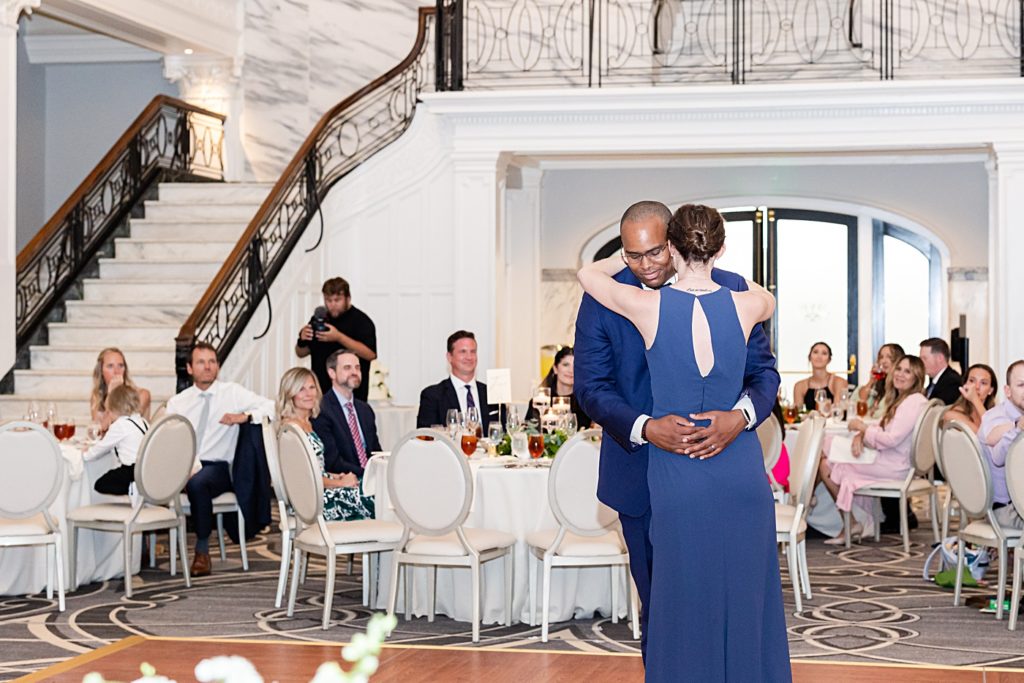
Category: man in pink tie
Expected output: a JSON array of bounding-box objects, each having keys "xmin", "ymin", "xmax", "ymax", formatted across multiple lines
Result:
[{"xmin": 312, "ymin": 348, "xmax": 382, "ymax": 478}]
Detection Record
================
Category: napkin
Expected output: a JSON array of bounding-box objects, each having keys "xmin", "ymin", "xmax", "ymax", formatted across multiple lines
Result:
[{"xmin": 828, "ymin": 434, "xmax": 878, "ymax": 465}]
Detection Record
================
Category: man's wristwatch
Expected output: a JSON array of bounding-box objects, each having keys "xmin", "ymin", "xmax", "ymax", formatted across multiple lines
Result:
[{"xmin": 738, "ymin": 406, "xmax": 754, "ymax": 428}]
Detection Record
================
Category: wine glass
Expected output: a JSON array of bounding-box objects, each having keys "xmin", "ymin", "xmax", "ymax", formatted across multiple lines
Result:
[
  {"xmin": 27, "ymin": 400, "xmax": 40, "ymax": 424},
  {"xmin": 465, "ymin": 406, "xmax": 481, "ymax": 437},
  {"xmin": 506, "ymin": 405, "xmax": 522, "ymax": 433},
  {"xmin": 487, "ymin": 423, "xmax": 503, "ymax": 443},
  {"xmin": 564, "ymin": 413, "xmax": 578, "ymax": 437},
  {"xmin": 813, "ymin": 389, "xmax": 828, "ymax": 415},
  {"xmin": 446, "ymin": 409, "xmax": 462, "ymax": 439},
  {"xmin": 528, "ymin": 433, "xmax": 544, "ymax": 459}
]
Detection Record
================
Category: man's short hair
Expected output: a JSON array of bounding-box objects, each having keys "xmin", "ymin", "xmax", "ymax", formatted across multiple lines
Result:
[
  {"xmin": 325, "ymin": 348, "xmax": 357, "ymax": 371},
  {"xmin": 322, "ymin": 277, "xmax": 351, "ymax": 298},
  {"xmin": 1007, "ymin": 359, "xmax": 1024, "ymax": 385},
  {"xmin": 447, "ymin": 330, "xmax": 475, "ymax": 353},
  {"xmin": 919, "ymin": 337, "xmax": 950, "ymax": 361},
  {"xmin": 189, "ymin": 341, "xmax": 218, "ymax": 363},
  {"xmin": 619, "ymin": 201, "xmax": 671, "ymax": 230}
]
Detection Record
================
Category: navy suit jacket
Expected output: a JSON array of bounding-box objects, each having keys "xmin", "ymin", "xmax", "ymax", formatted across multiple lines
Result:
[
  {"xmin": 312, "ymin": 390, "xmax": 382, "ymax": 478},
  {"xmin": 574, "ymin": 267, "xmax": 781, "ymax": 517},
  {"xmin": 416, "ymin": 378, "xmax": 502, "ymax": 432}
]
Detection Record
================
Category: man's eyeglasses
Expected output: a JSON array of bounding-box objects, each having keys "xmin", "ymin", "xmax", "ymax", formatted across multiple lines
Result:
[{"xmin": 621, "ymin": 243, "xmax": 669, "ymax": 265}]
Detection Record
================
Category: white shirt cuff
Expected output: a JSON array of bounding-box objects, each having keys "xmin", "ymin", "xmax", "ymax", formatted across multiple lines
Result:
[
  {"xmin": 734, "ymin": 396, "xmax": 757, "ymax": 430},
  {"xmin": 631, "ymin": 414, "xmax": 651, "ymax": 446}
]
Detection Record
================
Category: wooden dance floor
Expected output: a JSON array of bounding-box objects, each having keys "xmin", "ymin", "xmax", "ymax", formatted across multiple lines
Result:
[{"xmin": 18, "ymin": 637, "xmax": 1024, "ymax": 682}]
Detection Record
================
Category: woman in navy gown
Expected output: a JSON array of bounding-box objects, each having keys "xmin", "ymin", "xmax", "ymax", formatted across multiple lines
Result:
[{"xmin": 578, "ymin": 204, "xmax": 790, "ymax": 682}]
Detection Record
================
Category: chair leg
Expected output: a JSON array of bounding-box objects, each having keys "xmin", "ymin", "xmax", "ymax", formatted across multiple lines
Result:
[
  {"xmin": 789, "ymin": 537, "xmax": 802, "ymax": 614},
  {"xmin": 610, "ymin": 563, "xmax": 619, "ymax": 623},
  {"xmin": 941, "ymin": 491, "xmax": 952, "ymax": 541},
  {"xmin": 928, "ymin": 491, "xmax": 940, "ymax": 543},
  {"xmin": 369, "ymin": 552, "xmax": 379, "ymax": 609},
  {"xmin": 899, "ymin": 494, "xmax": 910, "ymax": 553},
  {"xmin": 53, "ymin": 534, "xmax": 66, "ymax": 612},
  {"xmin": 386, "ymin": 554, "xmax": 401, "ymax": 618},
  {"xmin": 404, "ymin": 565, "xmax": 412, "ymax": 621},
  {"xmin": 275, "ymin": 529, "xmax": 291, "ymax": 609},
  {"xmin": 179, "ymin": 519, "xmax": 191, "ymax": 588},
  {"xmin": 844, "ymin": 509, "xmax": 852, "ymax": 549},
  {"xmin": 997, "ymin": 541, "xmax": 1008, "ymax": 620},
  {"xmin": 954, "ymin": 536, "xmax": 966, "ymax": 606},
  {"xmin": 237, "ymin": 508, "xmax": 248, "ymax": 571},
  {"xmin": 122, "ymin": 528, "xmax": 133, "ymax": 599},
  {"xmin": 287, "ymin": 548, "xmax": 302, "ymax": 617},
  {"xmin": 799, "ymin": 540, "xmax": 812, "ymax": 599},
  {"xmin": 629, "ymin": 570, "xmax": 641, "ymax": 640},
  {"xmin": 427, "ymin": 566, "xmax": 436, "ymax": 623},
  {"xmin": 347, "ymin": 554, "xmax": 354, "ymax": 576},
  {"xmin": 1010, "ymin": 549, "xmax": 1022, "ymax": 631},
  {"xmin": 216, "ymin": 513, "xmax": 227, "ymax": 562},
  {"xmin": 300, "ymin": 552, "xmax": 309, "ymax": 585},
  {"xmin": 45, "ymin": 542, "xmax": 53, "ymax": 600},
  {"xmin": 541, "ymin": 557, "xmax": 553, "ymax": 643},
  {"xmin": 471, "ymin": 559, "xmax": 481, "ymax": 643},
  {"xmin": 68, "ymin": 523, "xmax": 78, "ymax": 592},
  {"xmin": 322, "ymin": 552, "xmax": 336, "ymax": 630},
  {"xmin": 529, "ymin": 553, "xmax": 537, "ymax": 627},
  {"xmin": 504, "ymin": 551, "xmax": 513, "ymax": 627},
  {"xmin": 149, "ymin": 532, "xmax": 156, "ymax": 568},
  {"xmin": 170, "ymin": 528, "xmax": 177, "ymax": 576}
]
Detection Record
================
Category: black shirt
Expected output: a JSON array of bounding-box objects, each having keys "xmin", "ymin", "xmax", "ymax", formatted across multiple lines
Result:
[{"xmin": 297, "ymin": 305, "xmax": 376, "ymax": 401}]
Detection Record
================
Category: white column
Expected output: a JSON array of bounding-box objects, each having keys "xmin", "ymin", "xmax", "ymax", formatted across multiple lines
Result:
[
  {"xmin": 163, "ymin": 54, "xmax": 246, "ymax": 181},
  {"xmin": 987, "ymin": 144, "xmax": 1024, "ymax": 374},
  {"xmin": 1, "ymin": 0, "xmax": 40, "ymax": 375}
]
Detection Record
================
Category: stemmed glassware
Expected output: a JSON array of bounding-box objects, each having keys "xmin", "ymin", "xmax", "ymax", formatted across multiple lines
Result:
[{"xmin": 446, "ymin": 409, "xmax": 462, "ymax": 439}]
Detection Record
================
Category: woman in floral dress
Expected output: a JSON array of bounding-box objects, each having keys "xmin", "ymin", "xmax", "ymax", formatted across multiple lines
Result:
[{"xmin": 276, "ymin": 367, "xmax": 374, "ymax": 521}]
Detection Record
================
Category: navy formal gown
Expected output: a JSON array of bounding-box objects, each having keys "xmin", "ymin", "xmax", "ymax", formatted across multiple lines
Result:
[{"xmin": 645, "ymin": 287, "xmax": 790, "ymax": 682}]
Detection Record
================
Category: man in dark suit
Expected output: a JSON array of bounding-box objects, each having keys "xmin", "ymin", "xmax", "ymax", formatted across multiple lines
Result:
[
  {"xmin": 313, "ymin": 348, "xmax": 382, "ymax": 478},
  {"xmin": 417, "ymin": 330, "xmax": 501, "ymax": 432},
  {"xmin": 574, "ymin": 201, "xmax": 780, "ymax": 663},
  {"xmin": 920, "ymin": 337, "xmax": 963, "ymax": 405}
]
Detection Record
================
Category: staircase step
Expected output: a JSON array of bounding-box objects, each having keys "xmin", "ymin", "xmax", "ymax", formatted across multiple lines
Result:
[
  {"xmin": 47, "ymin": 323, "xmax": 179, "ymax": 347},
  {"xmin": 157, "ymin": 182, "xmax": 271, "ymax": 204},
  {"xmin": 82, "ymin": 278, "xmax": 210, "ymax": 303},
  {"xmin": 129, "ymin": 220, "xmax": 248, "ymax": 241},
  {"xmin": 13, "ymin": 369, "xmax": 176, "ymax": 396},
  {"xmin": 143, "ymin": 201, "xmax": 259, "ymax": 222},
  {"xmin": 114, "ymin": 238, "xmax": 236, "ymax": 261},
  {"xmin": 30, "ymin": 344, "xmax": 174, "ymax": 371},
  {"xmin": 64, "ymin": 300, "xmax": 194, "ymax": 325},
  {"xmin": 99, "ymin": 258, "xmax": 222, "ymax": 279}
]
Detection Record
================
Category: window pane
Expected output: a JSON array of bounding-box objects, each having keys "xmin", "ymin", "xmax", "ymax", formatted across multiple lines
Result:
[
  {"xmin": 717, "ymin": 220, "xmax": 754, "ymax": 281},
  {"xmin": 776, "ymin": 219, "xmax": 849, "ymax": 400},
  {"xmin": 883, "ymin": 235, "xmax": 930, "ymax": 354}
]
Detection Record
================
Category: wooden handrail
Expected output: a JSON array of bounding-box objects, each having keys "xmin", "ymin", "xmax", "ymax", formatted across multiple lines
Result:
[{"xmin": 16, "ymin": 95, "xmax": 225, "ymax": 272}]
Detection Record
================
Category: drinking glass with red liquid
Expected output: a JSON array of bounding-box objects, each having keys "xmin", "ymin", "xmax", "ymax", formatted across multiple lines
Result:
[{"xmin": 528, "ymin": 434, "xmax": 544, "ymax": 459}]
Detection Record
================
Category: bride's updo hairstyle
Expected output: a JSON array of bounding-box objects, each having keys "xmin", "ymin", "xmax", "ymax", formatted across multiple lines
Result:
[{"xmin": 667, "ymin": 204, "xmax": 726, "ymax": 264}]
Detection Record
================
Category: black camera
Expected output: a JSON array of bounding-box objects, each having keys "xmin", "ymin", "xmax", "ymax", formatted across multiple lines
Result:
[{"xmin": 310, "ymin": 306, "xmax": 329, "ymax": 333}]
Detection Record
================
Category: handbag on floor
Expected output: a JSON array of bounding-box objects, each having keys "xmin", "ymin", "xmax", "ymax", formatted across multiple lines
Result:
[{"xmin": 923, "ymin": 536, "xmax": 990, "ymax": 584}]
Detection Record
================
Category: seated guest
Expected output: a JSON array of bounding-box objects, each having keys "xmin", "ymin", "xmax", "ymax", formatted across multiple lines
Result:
[
  {"xmin": 818, "ymin": 355, "xmax": 928, "ymax": 544},
  {"xmin": 526, "ymin": 346, "xmax": 593, "ymax": 429},
  {"xmin": 417, "ymin": 330, "xmax": 501, "ymax": 432},
  {"xmin": 942, "ymin": 363, "xmax": 998, "ymax": 433},
  {"xmin": 919, "ymin": 337, "xmax": 962, "ymax": 405},
  {"xmin": 279, "ymin": 367, "xmax": 374, "ymax": 522},
  {"xmin": 312, "ymin": 349, "xmax": 382, "ymax": 480},
  {"xmin": 82, "ymin": 385, "xmax": 149, "ymax": 495},
  {"xmin": 90, "ymin": 347, "xmax": 152, "ymax": 429},
  {"xmin": 792, "ymin": 341, "xmax": 849, "ymax": 412},
  {"xmin": 977, "ymin": 360, "xmax": 1024, "ymax": 530},
  {"xmin": 855, "ymin": 343, "xmax": 905, "ymax": 416},
  {"xmin": 166, "ymin": 342, "xmax": 275, "ymax": 577}
]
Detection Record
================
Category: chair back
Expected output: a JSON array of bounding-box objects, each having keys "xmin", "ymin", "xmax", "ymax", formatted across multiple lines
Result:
[
  {"xmin": 0, "ymin": 422, "xmax": 65, "ymax": 520},
  {"xmin": 1005, "ymin": 433, "xmax": 1024, "ymax": 516},
  {"xmin": 277, "ymin": 424, "xmax": 324, "ymax": 527},
  {"xmin": 387, "ymin": 429, "xmax": 471, "ymax": 536},
  {"xmin": 788, "ymin": 416, "xmax": 825, "ymax": 511},
  {"xmin": 547, "ymin": 430, "xmax": 616, "ymax": 536},
  {"xmin": 134, "ymin": 414, "xmax": 196, "ymax": 506},
  {"xmin": 757, "ymin": 414, "xmax": 783, "ymax": 474},
  {"xmin": 911, "ymin": 399, "xmax": 946, "ymax": 475},
  {"xmin": 939, "ymin": 421, "xmax": 993, "ymax": 519},
  {"xmin": 261, "ymin": 417, "xmax": 288, "ymax": 504}
]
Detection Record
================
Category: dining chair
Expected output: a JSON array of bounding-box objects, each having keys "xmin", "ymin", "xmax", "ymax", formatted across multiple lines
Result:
[
  {"xmin": 261, "ymin": 417, "xmax": 294, "ymax": 608},
  {"xmin": 0, "ymin": 422, "xmax": 67, "ymax": 611},
  {"xmin": 845, "ymin": 399, "xmax": 945, "ymax": 552},
  {"xmin": 774, "ymin": 416, "xmax": 824, "ymax": 614},
  {"xmin": 67, "ymin": 414, "xmax": 194, "ymax": 598},
  {"xmin": 279, "ymin": 424, "xmax": 402, "ymax": 629},
  {"xmin": 1005, "ymin": 433, "xmax": 1024, "ymax": 631},
  {"xmin": 525, "ymin": 429, "xmax": 638, "ymax": 641},
  {"xmin": 757, "ymin": 414, "xmax": 785, "ymax": 501},
  {"xmin": 386, "ymin": 428, "xmax": 515, "ymax": 642},
  {"xmin": 941, "ymin": 422, "xmax": 1022, "ymax": 620},
  {"xmin": 179, "ymin": 493, "xmax": 249, "ymax": 570}
]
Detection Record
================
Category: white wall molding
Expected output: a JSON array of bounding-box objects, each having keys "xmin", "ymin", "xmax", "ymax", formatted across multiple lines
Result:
[
  {"xmin": 3, "ymin": 0, "xmax": 39, "ymax": 28},
  {"xmin": 22, "ymin": 32, "xmax": 159, "ymax": 63},
  {"xmin": 986, "ymin": 143, "xmax": 1024, "ymax": 373}
]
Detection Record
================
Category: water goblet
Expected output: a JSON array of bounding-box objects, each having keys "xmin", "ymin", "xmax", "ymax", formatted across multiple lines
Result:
[{"xmin": 446, "ymin": 409, "xmax": 463, "ymax": 439}]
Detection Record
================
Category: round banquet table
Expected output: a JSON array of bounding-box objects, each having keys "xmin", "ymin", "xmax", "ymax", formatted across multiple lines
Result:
[
  {"xmin": 0, "ymin": 441, "xmax": 141, "ymax": 597},
  {"xmin": 361, "ymin": 454, "xmax": 629, "ymax": 626}
]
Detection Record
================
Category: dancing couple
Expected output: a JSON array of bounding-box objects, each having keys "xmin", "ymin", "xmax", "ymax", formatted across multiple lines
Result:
[{"xmin": 575, "ymin": 202, "xmax": 791, "ymax": 681}]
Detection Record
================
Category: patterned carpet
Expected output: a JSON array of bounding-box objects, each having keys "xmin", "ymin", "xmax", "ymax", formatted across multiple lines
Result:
[{"xmin": 2, "ymin": 520, "xmax": 1023, "ymax": 681}]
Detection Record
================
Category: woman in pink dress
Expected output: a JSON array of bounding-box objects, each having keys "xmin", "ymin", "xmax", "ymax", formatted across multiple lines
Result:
[{"xmin": 818, "ymin": 355, "xmax": 928, "ymax": 543}]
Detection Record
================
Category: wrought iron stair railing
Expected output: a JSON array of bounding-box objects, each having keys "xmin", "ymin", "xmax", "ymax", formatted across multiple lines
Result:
[{"xmin": 15, "ymin": 96, "xmax": 226, "ymax": 350}]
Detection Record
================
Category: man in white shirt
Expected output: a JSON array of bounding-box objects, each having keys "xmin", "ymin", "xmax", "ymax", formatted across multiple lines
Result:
[
  {"xmin": 166, "ymin": 342, "xmax": 275, "ymax": 577},
  {"xmin": 415, "ymin": 331, "xmax": 501, "ymax": 432}
]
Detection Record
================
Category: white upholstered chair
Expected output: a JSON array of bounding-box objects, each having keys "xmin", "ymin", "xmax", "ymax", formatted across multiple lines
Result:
[
  {"xmin": 1005, "ymin": 433, "xmax": 1024, "ymax": 631},
  {"xmin": 941, "ymin": 422, "xmax": 1022, "ymax": 620},
  {"xmin": 67, "ymin": 414, "xmax": 194, "ymax": 598},
  {"xmin": 525, "ymin": 430, "xmax": 638, "ymax": 642},
  {"xmin": 261, "ymin": 417, "xmax": 294, "ymax": 608},
  {"xmin": 386, "ymin": 429, "xmax": 515, "ymax": 642},
  {"xmin": 278, "ymin": 424, "xmax": 401, "ymax": 630},
  {"xmin": 758, "ymin": 414, "xmax": 785, "ymax": 501},
  {"xmin": 775, "ymin": 416, "xmax": 824, "ymax": 614},
  {"xmin": 844, "ymin": 399, "xmax": 945, "ymax": 552},
  {"xmin": 0, "ymin": 422, "xmax": 67, "ymax": 611}
]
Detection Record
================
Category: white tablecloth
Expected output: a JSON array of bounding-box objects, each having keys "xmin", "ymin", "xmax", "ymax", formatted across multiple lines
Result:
[
  {"xmin": 362, "ymin": 455, "xmax": 628, "ymax": 625},
  {"xmin": 369, "ymin": 403, "xmax": 418, "ymax": 450},
  {"xmin": 0, "ymin": 443, "xmax": 140, "ymax": 596}
]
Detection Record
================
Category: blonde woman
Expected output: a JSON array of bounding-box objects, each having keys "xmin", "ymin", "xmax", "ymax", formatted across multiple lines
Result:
[
  {"xmin": 90, "ymin": 348, "xmax": 151, "ymax": 428},
  {"xmin": 276, "ymin": 367, "xmax": 374, "ymax": 521}
]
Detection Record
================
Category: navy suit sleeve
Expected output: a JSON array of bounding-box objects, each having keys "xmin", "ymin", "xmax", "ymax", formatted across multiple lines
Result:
[
  {"xmin": 714, "ymin": 269, "xmax": 781, "ymax": 427},
  {"xmin": 365, "ymin": 408, "xmax": 383, "ymax": 453},
  {"xmin": 312, "ymin": 411, "xmax": 345, "ymax": 474},
  {"xmin": 574, "ymin": 293, "xmax": 643, "ymax": 452},
  {"xmin": 416, "ymin": 385, "xmax": 438, "ymax": 428}
]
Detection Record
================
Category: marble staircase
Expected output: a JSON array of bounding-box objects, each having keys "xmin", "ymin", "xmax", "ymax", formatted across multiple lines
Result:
[{"xmin": 0, "ymin": 182, "xmax": 272, "ymax": 423}]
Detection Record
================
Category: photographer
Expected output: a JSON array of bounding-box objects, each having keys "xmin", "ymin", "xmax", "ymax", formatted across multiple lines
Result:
[{"xmin": 296, "ymin": 277, "xmax": 377, "ymax": 400}]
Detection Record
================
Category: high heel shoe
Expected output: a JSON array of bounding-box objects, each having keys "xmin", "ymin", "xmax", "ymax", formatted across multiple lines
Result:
[{"xmin": 823, "ymin": 522, "xmax": 864, "ymax": 545}]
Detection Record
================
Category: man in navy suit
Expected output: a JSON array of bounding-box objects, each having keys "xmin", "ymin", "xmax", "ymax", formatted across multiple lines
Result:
[
  {"xmin": 313, "ymin": 348, "xmax": 382, "ymax": 478},
  {"xmin": 574, "ymin": 201, "xmax": 780, "ymax": 662},
  {"xmin": 416, "ymin": 330, "xmax": 501, "ymax": 432}
]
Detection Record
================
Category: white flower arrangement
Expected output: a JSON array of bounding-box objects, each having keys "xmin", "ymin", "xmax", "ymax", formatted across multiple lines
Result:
[
  {"xmin": 367, "ymin": 361, "xmax": 392, "ymax": 402},
  {"xmin": 83, "ymin": 613, "xmax": 398, "ymax": 683}
]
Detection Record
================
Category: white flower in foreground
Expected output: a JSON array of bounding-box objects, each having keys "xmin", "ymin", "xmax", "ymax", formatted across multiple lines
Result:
[{"xmin": 194, "ymin": 656, "xmax": 264, "ymax": 683}]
